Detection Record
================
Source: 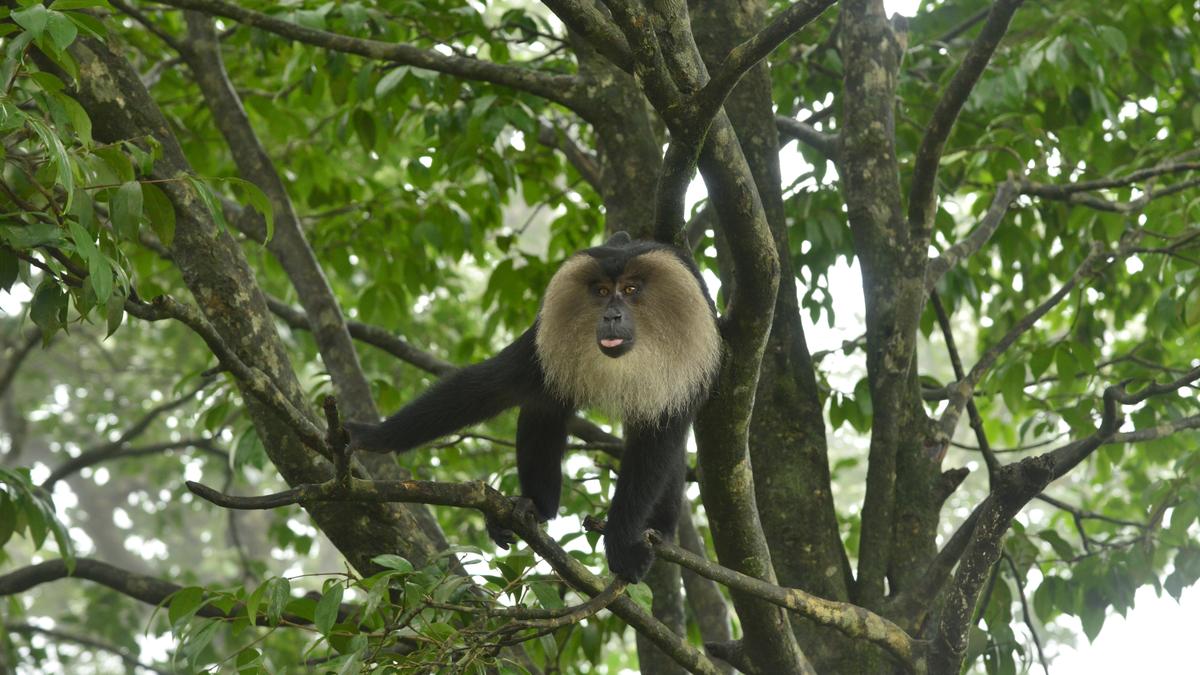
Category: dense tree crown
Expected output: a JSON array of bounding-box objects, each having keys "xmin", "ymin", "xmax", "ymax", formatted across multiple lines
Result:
[{"xmin": 1, "ymin": 0, "xmax": 1197, "ymax": 673}]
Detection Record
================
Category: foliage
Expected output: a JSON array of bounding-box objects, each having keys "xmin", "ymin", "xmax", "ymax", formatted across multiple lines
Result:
[{"xmin": 0, "ymin": 0, "xmax": 1198, "ymax": 673}]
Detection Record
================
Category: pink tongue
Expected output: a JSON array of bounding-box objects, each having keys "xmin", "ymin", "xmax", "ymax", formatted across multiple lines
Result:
[{"xmin": 600, "ymin": 338, "xmax": 624, "ymax": 348}]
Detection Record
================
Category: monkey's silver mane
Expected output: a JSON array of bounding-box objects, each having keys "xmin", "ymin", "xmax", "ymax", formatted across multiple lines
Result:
[{"xmin": 535, "ymin": 250, "xmax": 721, "ymax": 423}]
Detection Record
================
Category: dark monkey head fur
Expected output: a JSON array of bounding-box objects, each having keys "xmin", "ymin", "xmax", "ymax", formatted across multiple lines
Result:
[{"xmin": 536, "ymin": 235, "xmax": 721, "ymax": 422}]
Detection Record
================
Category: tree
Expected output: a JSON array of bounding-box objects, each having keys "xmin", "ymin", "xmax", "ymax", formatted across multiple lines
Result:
[{"xmin": 1, "ymin": 0, "xmax": 1198, "ymax": 672}]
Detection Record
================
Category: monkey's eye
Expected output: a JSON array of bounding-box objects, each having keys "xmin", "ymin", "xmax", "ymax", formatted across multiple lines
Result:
[
  {"xmin": 622, "ymin": 284, "xmax": 638, "ymax": 296},
  {"xmin": 596, "ymin": 286, "xmax": 611, "ymax": 297}
]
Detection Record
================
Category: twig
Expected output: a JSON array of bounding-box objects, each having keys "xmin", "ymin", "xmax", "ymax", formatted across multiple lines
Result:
[
  {"xmin": 5, "ymin": 623, "xmax": 171, "ymax": 675},
  {"xmin": 125, "ymin": 295, "xmax": 327, "ymax": 454},
  {"xmin": 930, "ymin": 291, "xmax": 998, "ymax": 481},
  {"xmin": 1002, "ymin": 553, "xmax": 1049, "ymax": 675},
  {"xmin": 151, "ymin": 0, "xmax": 584, "ymax": 110},
  {"xmin": 909, "ymin": 0, "xmax": 1026, "ymax": 235}
]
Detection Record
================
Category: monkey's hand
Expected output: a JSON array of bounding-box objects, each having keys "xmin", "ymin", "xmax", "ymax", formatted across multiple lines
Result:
[
  {"xmin": 486, "ymin": 496, "xmax": 541, "ymax": 550},
  {"xmin": 604, "ymin": 531, "xmax": 655, "ymax": 583}
]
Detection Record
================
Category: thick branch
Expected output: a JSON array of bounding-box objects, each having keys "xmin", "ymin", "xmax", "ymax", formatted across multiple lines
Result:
[
  {"xmin": 181, "ymin": 12, "xmax": 380, "ymax": 423},
  {"xmin": 540, "ymin": 0, "xmax": 634, "ymax": 72},
  {"xmin": 646, "ymin": 532, "xmax": 920, "ymax": 669},
  {"xmin": 908, "ymin": 0, "xmax": 1025, "ymax": 235},
  {"xmin": 186, "ymin": 476, "xmax": 720, "ymax": 674},
  {"xmin": 0, "ymin": 558, "xmax": 322, "ymax": 626},
  {"xmin": 152, "ymin": 0, "xmax": 583, "ymax": 110},
  {"xmin": 695, "ymin": 0, "xmax": 837, "ymax": 123}
]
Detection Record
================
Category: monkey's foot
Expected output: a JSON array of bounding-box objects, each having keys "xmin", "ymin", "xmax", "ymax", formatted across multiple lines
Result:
[
  {"xmin": 486, "ymin": 497, "xmax": 541, "ymax": 550},
  {"xmin": 605, "ymin": 533, "xmax": 655, "ymax": 583}
]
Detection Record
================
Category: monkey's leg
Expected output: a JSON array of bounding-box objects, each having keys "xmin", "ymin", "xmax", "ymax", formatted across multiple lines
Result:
[
  {"xmin": 604, "ymin": 415, "xmax": 690, "ymax": 582},
  {"xmin": 515, "ymin": 404, "xmax": 571, "ymax": 521},
  {"xmin": 346, "ymin": 329, "xmax": 540, "ymax": 452},
  {"xmin": 645, "ymin": 447, "xmax": 687, "ymax": 540}
]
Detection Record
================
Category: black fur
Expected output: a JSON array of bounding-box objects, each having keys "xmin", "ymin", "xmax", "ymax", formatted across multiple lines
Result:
[{"xmin": 346, "ymin": 235, "xmax": 711, "ymax": 582}]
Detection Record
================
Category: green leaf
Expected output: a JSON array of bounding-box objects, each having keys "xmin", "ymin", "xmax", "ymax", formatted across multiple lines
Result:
[
  {"xmin": 314, "ymin": 581, "xmax": 344, "ymax": 635},
  {"xmin": 528, "ymin": 580, "xmax": 564, "ymax": 609},
  {"xmin": 235, "ymin": 647, "xmax": 263, "ymax": 673},
  {"xmin": 12, "ymin": 5, "xmax": 50, "ymax": 38},
  {"xmin": 352, "ymin": 108, "xmax": 375, "ymax": 151},
  {"xmin": 27, "ymin": 117, "xmax": 74, "ymax": 205},
  {"xmin": 0, "ymin": 246, "xmax": 18, "ymax": 292},
  {"xmin": 53, "ymin": 92, "xmax": 91, "ymax": 145},
  {"xmin": 265, "ymin": 577, "xmax": 290, "ymax": 626},
  {"xmin": 88, "ymin": 250, "xmax": 112, "ymax": 304},
  {"xmin": 105, "ymin": 289, "xmax": 124, "ymax": 337},
  {"xmin": 110, "ymin": 181, "xmax": 143, "ymax": 240},
  {"xmin": 0, "ymin": 496, "xmax": 17, "ymax": 549},
  {"xmin": 1096, "ymin": 26, "xmax": 1127, "ymax": 54},
  {"xmin": 168, "ymin": 586, "xmax": 207, "ymax": 628},
  {"xmin": 186, "ymin": 175, "xmax": 229, "ymax": 231},
  {"xmin": 67, "ymin": 219, "xmax": 97, "ymax": 261},
  {"xmin": 370, "ymin": 554, "xmax": 413, "ymax": 572},
  {"xmin": 45, "ymin": 10, "xmax": 77, "ymax": 50},
  {"xmin": 1, "ymin": 221, "xmax": 62, "ymax": 248},
  {"xmin": 141, "ymin": 183, "xmax": 176, "ymax": 246},
  {"xmin": 375, "ymin": 67, "xmax": 408, "ymax": 98},
  {"xmin": 30, "ymin": 281, "xmax": 67, "ymax": 333},
  {"xmin": 225, "ymin": 178, "xmax": 274, "ymax": 242}
]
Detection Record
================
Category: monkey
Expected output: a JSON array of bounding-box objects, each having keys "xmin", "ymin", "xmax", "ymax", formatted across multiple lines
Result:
[{"xmin": 346, "ymin": 232, "xmax": 721, "ymax": 582}]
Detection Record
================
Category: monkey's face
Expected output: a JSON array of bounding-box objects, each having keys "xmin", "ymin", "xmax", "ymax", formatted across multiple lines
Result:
[
  {"xmin": 536, "ymin": 238, "xmax": 721, "ymax": 421},
  {"xmin": 590, "ymin": 277, "xmax": 640, "ymax": 359}
]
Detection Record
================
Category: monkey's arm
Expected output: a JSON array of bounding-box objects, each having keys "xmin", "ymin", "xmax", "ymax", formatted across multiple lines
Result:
[{"xmin": 346, "ymin": 328, "xmax": 544, "ymax": 452}]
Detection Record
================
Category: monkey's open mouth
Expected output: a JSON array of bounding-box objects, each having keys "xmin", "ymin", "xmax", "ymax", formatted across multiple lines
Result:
[{"xmin": 598, "ymin": 337, "xmax": 633, "ymax": 358}]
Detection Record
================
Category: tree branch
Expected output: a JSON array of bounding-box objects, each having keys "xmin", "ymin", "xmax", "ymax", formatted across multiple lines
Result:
[
  {"xmin": 180, "ymin": 12, "xmax": 381, "ymax": 424},
  {"xmin": 930, "ymin": 291, "xmax": 998, "ymax": 482},
  {"xmin": 924, "ymin": 179, "xmax": 1018, "ymax": 293},
  {"xmin": 151, "ymin": 0, "xmax": 584, "ymax": 110},
  {"xmin": 645, "ymin": 531, "xmax": 920, "ymax": 669},
  {"xmin": 5, "ymin": 622, "xmax": 170, "ymax": 675},
  {"xmin": 1020, "ymin": 175, "xmax": 1200, "ymax": 213},
  {"xmin": 695, "ymin": 0, "xmax": 837, "ymax": 124},
  {"xmin": 185, "ymin": 475, "xmax": 721, "ymax": 674},
  {"xmin": 935, "ymin": 244, "xmax": 1111, "ymax": 452},
  {"xmin": 775, "ymin": 114, "xmax": 839, "ymax": 162},
  {"xmin": 540, "ymin": 0, "xmax": 634, "ymax": 72},
  {"xmin": 43, "ymin": 439, "xmax": 222, "ymax": 491},
  {"xmin": 536, "ymin": 119, "xmax": 602, "ymax": 189},
  {"xmin": 0, "ymin": 558, "xmax": 321, "ymax": 626},
  {"xmin": 908, "ymin": 0, "xmax": 1025, "ymax": 236},
  {"xmin": 1001, "ymin": 554, "xmax": 1048, "ymax": 675},
  {"xmin": 0, "ymin": 328, "xmax": 41, "ymax": 399},
  {"xmin": 125, "ymin": 296, "xmax": 327, "ymax": 455}
]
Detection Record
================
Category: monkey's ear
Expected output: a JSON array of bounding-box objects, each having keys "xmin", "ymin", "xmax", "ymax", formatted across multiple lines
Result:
[{"xmin": 605, "ymin": 231, "xmax": 632, "ymax": 247}]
